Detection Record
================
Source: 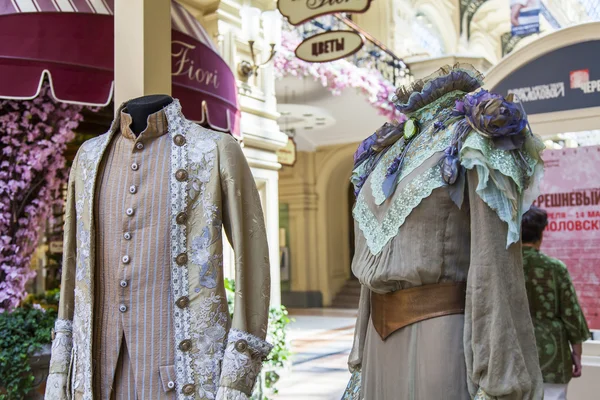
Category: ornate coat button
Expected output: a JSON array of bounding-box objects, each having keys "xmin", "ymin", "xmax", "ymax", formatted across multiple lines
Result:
[
  {"xmin": 176, "ymin": 212, "xmax": 187, "ymax": 225},
  {"xmin": 179, "ymin": 339, "xmax": 192, "ymax": 352},
  {"xmin": 176, "ymin": 253, "xmax": 188, "ymax": 266},
  {"xmin": 182, "ymin": 384, "xmax": 195, "ymax": 396},
  {"xmin": 129, "ymin": 185, "xmax": 137, "ymax": 194},
  {"xmin": 131, "ymin": 162, "xmax": 139, "ymax": 171},
  {"xmin": 122, "ymin": 255, "xmax": 130, "ymax": 264},
  {"xmin": 167, "ymin": 381, "xmax": 175, "ymax": 390},
  {"xmin": 126, "ymin": 208, "xmax": 134, "ymax": 216},
  {"xmin": 173, "ymin": 135, "xmax": 186, "ymax": 146},
  {"xmin": 136, "ymin": 142, "xmax": 144, "ymax": 150},
  {"xmin": 176, "ymin": 296, "xmax": 190, "ymax": 309},
  {"xmin": 175, "ymin": 169, "xmax": 188, "ymax": 182},
  {"xmin": 123, "ymin": 232, "xmax": 132, "ymax": 240},
  {"xmin": 119, "ymin": 304, "xmax": 128, "ymax": 313},
  {"xmin": 235, "ymin": 339, "xmax": 248, "ymax": 352}
]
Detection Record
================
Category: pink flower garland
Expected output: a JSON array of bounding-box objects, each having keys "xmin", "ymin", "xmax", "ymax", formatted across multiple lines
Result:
[
  {"xmin": 0, "ymin": 83, "xmax": 84, "ymax": 311},
  {"xmin": 274, "ymin": 30, "xmax": 406, "ymax": 122}
]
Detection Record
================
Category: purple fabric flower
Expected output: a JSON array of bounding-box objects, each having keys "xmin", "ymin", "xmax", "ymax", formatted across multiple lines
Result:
[
  {"xmin": 441, "ymin": 147, "xmax": 460, "ymax": 185},
  {"xmin": 386, "ymin": 155, "xmax": 402, "ymax": 178},
  {"xmin": 353, "ymin": 132, "xmax": 378, "ymax": 166},
  {"xmin": 351, "ymin": 173, "xmax": 369, "ymax": 197},
  {"xmin": 453, "ymin": 100, "xmax": 465, "ymax": 115},
  {"xmin": 461, "ymin": 90, "xmax": 528, "ymax": 150},
  {"xmin": 371, "ymin": 121, "xmax": 405, "ymax": 152},
  {"xmin": 352, "ymin": 121, "xmax": 406, "ymax": 197}
]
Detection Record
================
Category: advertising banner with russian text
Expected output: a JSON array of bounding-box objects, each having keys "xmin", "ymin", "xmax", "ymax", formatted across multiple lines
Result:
[
  {"xmin": 534, "ymin": 146, "xmax": 600, "ymax": 330},
  {"xmin": 511, "ymin": 0, "xmax": 540, "ymax": 37}
]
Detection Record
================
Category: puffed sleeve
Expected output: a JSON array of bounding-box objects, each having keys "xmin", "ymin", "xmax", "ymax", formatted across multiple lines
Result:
[
  {"xmin": 45, "ymin": 152, "xmax": 79, "ymax": 400},
  {"xmin": 216, "ymin": 135, "xmax": 273, "ymax": 400},
  {"xmin": 463, "ymin": 167, "xmax": 543, "ymax": 400}
]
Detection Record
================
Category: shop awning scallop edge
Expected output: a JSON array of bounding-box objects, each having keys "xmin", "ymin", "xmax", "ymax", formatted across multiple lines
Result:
[{"xmin": 0, "ymin": 1, "xmax": 240, "ymax": 136}]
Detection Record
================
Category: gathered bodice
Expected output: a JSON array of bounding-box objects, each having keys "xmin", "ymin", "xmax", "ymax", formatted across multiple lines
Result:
[{"xmin": 352, "ymin": 187, "xmax": 471, "ymax": 293}]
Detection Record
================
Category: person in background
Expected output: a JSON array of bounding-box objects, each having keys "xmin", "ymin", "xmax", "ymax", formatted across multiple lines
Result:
[{"xmin": 521, "ymin": 206, "xmax": 591, "ymax": 400}]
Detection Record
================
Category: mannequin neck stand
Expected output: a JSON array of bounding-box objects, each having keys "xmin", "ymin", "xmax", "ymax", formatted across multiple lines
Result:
[{"xmin": 126, "ymin": 94, "xmax": 173, "ymax": 135}]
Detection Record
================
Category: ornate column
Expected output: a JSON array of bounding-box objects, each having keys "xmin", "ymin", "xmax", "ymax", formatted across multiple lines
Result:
[
  {"xmin": 279, "ymin": 152, "xmax": 323, "ymax": 307},
  {"xmin": 114, "ymin": 0, "xmax": 172, "ymax": 107}
]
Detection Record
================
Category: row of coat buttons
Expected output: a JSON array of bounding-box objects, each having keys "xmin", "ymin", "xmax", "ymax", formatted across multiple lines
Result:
[
  {"xmin": 173, "ymin": 133, "xmax": 196, "ymax": 397},
  {"xmin": 173, "ymin": 136, "xmax": 193, "ymax": 396},
  {"xmin": 120, "ymin": 145, "xmax": 141, "ymax": 315}
]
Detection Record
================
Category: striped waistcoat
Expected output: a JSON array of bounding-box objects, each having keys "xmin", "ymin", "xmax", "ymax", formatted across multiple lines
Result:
[{"xmin": 45, "ymin": 99, "xmax": 273, "ymax": 400}]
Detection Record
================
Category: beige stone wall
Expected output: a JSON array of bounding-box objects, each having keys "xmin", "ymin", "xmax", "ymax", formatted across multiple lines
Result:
[{"xmin": 279, "ymin": 143, "xmax": 357, "ymax": 306}]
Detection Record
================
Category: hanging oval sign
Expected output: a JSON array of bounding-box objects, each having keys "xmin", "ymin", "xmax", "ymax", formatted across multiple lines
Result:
[
  {"xmin": 295, "ymin": 30, "xmax": 364, "ymax": 63},
  {"xmin": 278, "ymin": 0, "xmax": 373, "ymax": 26}
]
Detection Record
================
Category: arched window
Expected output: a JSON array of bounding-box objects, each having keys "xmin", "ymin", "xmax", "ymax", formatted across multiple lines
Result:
[{"xmin": 411, "ymin": 12, "xmax": 445, "ymax": 57}]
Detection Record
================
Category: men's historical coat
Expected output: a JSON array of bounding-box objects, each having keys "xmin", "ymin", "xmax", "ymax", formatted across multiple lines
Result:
[{"xmin": 45, "ymin": 99, "xmax": 272, "ymax": 400}]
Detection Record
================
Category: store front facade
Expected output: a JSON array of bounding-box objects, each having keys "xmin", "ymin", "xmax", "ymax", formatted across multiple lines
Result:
[{"xmin": 0, "ymin": 0, "xmax": 286, "ymax": 308}]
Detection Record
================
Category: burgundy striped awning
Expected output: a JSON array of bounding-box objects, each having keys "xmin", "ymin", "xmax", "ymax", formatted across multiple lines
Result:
[{"xmin": 0, "ymin": 0, "xmax": 240, "ymax": 135}]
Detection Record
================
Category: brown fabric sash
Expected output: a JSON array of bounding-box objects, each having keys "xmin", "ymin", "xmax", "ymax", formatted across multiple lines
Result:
[{"xmin": 371, "ymin": 282, "xmax": 467, "ymax": 341}]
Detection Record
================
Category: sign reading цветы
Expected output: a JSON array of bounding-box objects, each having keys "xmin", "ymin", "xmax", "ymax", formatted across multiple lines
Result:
[
  {"xmin": 278, "ymin": 0, "xmax": 372, "ymax": 26},
  {"xmin": 276, "ymin": 137, "xmax": 297, "ymax": 166},
  {"xmin": 295, "ymin": 31, "xmax": 364, "ymax": 63}
]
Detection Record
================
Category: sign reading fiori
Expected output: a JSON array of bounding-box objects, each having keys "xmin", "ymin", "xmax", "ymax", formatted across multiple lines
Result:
[
  {"xmin": 172, "ymin": 40, "xmax": 220, "ymax": 89},
  {"xmin": 295, "ymin": 30, "xmax": 364, "ymax": 63},
  {"xmin": 278, "ymin": 0, "xmax": 372, "ymax": 26}
]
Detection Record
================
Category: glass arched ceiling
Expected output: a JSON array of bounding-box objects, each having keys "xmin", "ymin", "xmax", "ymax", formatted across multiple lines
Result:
[{"xmin": 544, "ymin": 0, "xmax": 600, "ymax": 27}]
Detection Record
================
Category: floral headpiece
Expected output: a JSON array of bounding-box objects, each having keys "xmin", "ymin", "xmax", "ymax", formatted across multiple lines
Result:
[{"xmin": 351, "ymin": 64, "xmax": 531, "ymax": 198}]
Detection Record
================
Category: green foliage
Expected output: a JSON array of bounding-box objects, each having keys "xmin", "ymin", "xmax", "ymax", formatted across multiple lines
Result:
[
  {"xmin": 263, "ymin": 306, "xmax": 292, "ymax": 393},
  {"xmin": 21, "ymin": 288, "xmax": 60, "ymax": 310},
  {"xmin": 0, "ymin": 304, "xmax": 56, "ymax": 399},
  {"xmin": 223, "ymin": 278, "xmax": 293, "ymax": 400}
]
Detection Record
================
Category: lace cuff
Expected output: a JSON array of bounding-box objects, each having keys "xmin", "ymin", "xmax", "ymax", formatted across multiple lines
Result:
[
  {"xmin": 474, "ymin": 388, "xmax": 496, "ymax": 400},
  {"xmin": 45, "ymin": 319, "xmax": 73, "ymax": 400},
  {"xmin": 45, "ymin": 372, "xmax": 69, "ymax": 400},
  {"xmin": 49, "ymin": 319, "xmax": 73, "ymax": 374},
  {"xmin": 218, "ymin": 329, "xmax": 273, "ymax": 395}
]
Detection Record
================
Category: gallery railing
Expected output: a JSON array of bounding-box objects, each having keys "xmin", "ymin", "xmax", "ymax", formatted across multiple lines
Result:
[{"xmin": 286, "ymin": 14, "xmax": 412, "ymax": 87}]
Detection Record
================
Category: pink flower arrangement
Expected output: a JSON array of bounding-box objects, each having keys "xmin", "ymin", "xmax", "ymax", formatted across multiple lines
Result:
[
  {"xmin": 274, "ymin": 30, "xmax": 406, "ymax": 122},
  {"xmin": 0, "ymin": 83, "xmax": 84, "ymax": 311}
]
